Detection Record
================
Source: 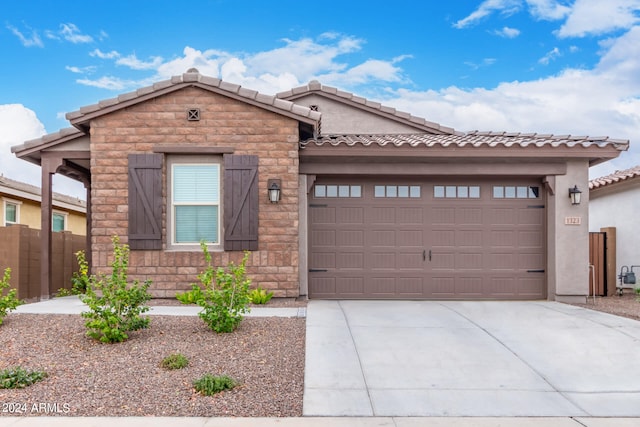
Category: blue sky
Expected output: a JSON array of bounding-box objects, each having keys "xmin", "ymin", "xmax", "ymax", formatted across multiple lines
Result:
[{"xmin": 2, "ymin": 0, "xmax": 639, "ymax": 198}]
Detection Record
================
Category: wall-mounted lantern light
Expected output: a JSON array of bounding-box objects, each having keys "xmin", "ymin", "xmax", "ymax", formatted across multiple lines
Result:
[
  {"xmin": 268, "ymin": 179, "xmax": 281, "ymax": 203},
  {"xmin": 568, "ymin": 185, "xmax": 582, "ymax": 205}
]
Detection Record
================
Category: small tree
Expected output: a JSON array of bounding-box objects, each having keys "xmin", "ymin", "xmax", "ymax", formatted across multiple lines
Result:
[
  {"xmin": 0, "ymin": 268, "xmax": 22, "ymax": 326},
  {"xmin": 177, "ymin": 242, "xmax": 251, "ymax": 333},
  {"xmin": 80, "ymin": 236, "xmax": 151, "ymax": 343}
]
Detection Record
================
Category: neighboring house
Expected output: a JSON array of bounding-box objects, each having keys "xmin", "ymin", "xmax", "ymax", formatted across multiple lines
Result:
[
  {"xmin": 589, "ymin": 166, "xmax": 640, "ymax": 280},
  {"xmin": 0, "ymin": 175, "xmax": 86, "ymax": 235},
  {"xmin": 12, "ymin": 69, "xmax": 627, "ymax": 301}
]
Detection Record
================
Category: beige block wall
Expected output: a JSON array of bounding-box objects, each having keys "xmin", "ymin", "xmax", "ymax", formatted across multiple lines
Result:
[
  {"xmin": 89, "ymin": 87, "xmax": 301, "ymax": 298},
  {"xmin": 549, "ymin": 159, "xmax": 590, "ymax": 302}
]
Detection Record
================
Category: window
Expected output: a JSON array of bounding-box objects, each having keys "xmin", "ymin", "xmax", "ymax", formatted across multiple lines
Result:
[
  {"xmin": 52, "ymin": 212, "xmax": 67, "ymax": 232},
  {"xmin": 374, "ymin": 185, "xmax": 421, "ymax": 198},
  {"xmin": 3, "ymin": 199, "xmax": 20, "ymax": 226},
  {"xmin": 434, "ymin": 185, "xmax": 480, "ymax": 199},
  {"xmin": 169, "ymin": 158, "xmax": 221, "ymax": 246},
  {"xmin": 314, "ymin": 185, "xmax": 362, "ymax": 198},
  {"xmin": 493, "ymin": 186, "xmax": 540, "ymax": 199}
]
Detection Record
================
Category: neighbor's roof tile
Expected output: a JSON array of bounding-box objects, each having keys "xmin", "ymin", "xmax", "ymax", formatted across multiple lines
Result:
[{"xmin": 590, "ymin": 165, "xmax": 640, "ymax": 189}]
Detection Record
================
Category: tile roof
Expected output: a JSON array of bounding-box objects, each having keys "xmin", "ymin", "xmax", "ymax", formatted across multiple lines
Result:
[
  {"xmin": 589, "ymin": 165, "xmax": 640, "ymax": 190},
  {"xmin": 12, "ymin": 127, "xmax": 85, "ymax": 155},
  {"xmin": 301, "ymin": 131, "xmax": 630, "ymax": 150},
  {"xmin": 277, "ymin": 80, "xmax": 457, "ymax": 135},
  {"xmin": 0, "ymin": 175, "xmax": 86, "ymax": 210},
  {"xmin": 66, "ymin": 69, "xmax": 321, "ymax": 129}
]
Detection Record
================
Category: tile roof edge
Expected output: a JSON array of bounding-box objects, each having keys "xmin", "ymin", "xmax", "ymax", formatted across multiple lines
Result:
[
  {"xmin": 277, "ymin": 81, "xmax": 457, "ymax": 135},
  {"xmin": 66, "ymin": 70, "xmax": 320, "ymax": 126},
  {"xmin": 589, "ymin": 165, "xmax": 640, "ymax": 190}
]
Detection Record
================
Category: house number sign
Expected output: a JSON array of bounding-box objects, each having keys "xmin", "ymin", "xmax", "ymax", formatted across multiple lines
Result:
[{"xmin": 564, "ymin": 216, "xmax": 581, "ymax": 225}]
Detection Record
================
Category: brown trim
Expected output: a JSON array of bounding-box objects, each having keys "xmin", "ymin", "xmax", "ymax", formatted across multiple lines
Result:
[
  {"xmin": 153, "ymin": 145, "xmax": 235, "ymax": 154},
  {"xmin": 300, "ymin": 162, "xmax": 567, "ymax": 176}
]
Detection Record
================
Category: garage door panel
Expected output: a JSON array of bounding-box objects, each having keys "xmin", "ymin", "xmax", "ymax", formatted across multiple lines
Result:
[
  {"xmin": 457, "ymin": 230, "xmax": 483, "ymax": 246},
  {"xmin": 337, "ymin": 207, "xmax": 364, "ymax": 223},
  {"xmin": 456, "ymin": 208, "xmax": 483, "ymax": 225},
  {"xmin": 310, "ymin": 206, "xmax": 336, "ymax": 224},
  {"xmin": 337, "ymin": 252, "xmax": 365, "ymax": 269},
  {"xmin": 432, "ymin": 207, "xmax": 455, "ymax": 224},
  {"xmin": 308, "ymin": 179, "xmax": 546, "ymax": 300},
  {"xmin": 310, "ymin": 252, "xmax": 336, "ymax": 269},
  {"xmin": 311, "ymin": 230, "xmax": 336, "ymax": 246},
  {"xmin": 370, "ymin": 229, "xmax": 396, "ymax": 246},
  {"xmin": 491, "ymin": 208, "xmax": 517, "ymax": 225},
  {"xmin": 456, "ymin": 277, "xmax": 483, "ymax": 295},
  {"xmin": 336, "ymin": 277, "xmax": 364, "ymax": 296},
  {"xmin": 398, "ymin": 277, "xmax": 423, "ymax": 295},
  {"xmin": 371, "ymin": 207, "xmax": 396, "ymax": 223}
]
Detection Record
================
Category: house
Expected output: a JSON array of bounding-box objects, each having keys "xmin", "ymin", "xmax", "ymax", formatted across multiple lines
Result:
[
  {"xmin": 12, "ymin": 69, "xmax": 628, "ymax": 301},
  {"xmin": 0, "ymin": 175, "xmax": 86, "ymax": 234},
  {"xmin": 590, "ymin": 166, "xmax": 640, "ymax": 286}
]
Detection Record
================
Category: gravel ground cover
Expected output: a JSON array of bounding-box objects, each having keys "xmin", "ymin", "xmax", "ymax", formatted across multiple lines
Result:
[
  {"xmin": 0, "ymin": 313, "xmax": 305, "ymax": 417},
  {"xmin": 567, "ymin": 291, "xmax": 640, "ymax": 321}
]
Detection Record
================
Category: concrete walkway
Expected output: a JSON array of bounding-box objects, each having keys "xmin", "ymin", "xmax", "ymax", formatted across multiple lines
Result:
[
  {"xmin": 13, "ymin": 295, "xmax": 306, "ymax": 318},
  {"xmin": 304, "ymin": 300, "xmax": 640, "ymax": 417}
]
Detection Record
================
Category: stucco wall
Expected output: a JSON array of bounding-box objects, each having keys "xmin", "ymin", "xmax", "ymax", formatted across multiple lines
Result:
[
  {"xmin": 89, "ymin": 86, "xmax": 301, "ymax": 298},
  {"xmin": 590, "ymin": 182, "xmax": 640, "ymax": 274},
  {"xmin": 549, "ymin": 160, "xmax": 590, "ymax": 301},
  {"xmin": 1, "ymin": 197, "xmax": 85, "ymax": 235},
  {"xmin": 292, "ymin": 94, "xmax": 422, "ymax": 135}
]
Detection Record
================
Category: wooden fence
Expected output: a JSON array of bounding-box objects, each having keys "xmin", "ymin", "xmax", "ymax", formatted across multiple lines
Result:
[{"xmin": 0, "ymin": 225, "xmax": 85, "ymax": 301}]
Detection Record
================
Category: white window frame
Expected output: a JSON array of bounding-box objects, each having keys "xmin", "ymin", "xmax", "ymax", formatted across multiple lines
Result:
[
  {"xmin": 166, "ymin": 155, "xmax": 223, "ymax": 251},
  {"xmin": 52, "ymin": 210, "xmax": 68, "ymax": 232},
  {"xmin": 2, "ymin": 198, "xmax": 21, "ymax": 226}
]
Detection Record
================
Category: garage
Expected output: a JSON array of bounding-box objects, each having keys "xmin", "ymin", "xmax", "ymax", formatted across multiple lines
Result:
[{"xmin": 308, "ymin": 178, "xmax": 545, "ymax": 300}]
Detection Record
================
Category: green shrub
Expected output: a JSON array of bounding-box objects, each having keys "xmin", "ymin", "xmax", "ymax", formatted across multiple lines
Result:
[
  {"xmin": 80, "ymin": 236, "xmax": 152, "ymax": 343},
  {"xmin": 248, "ymin": 287, "xmax": 273, "ymax": 304},
  {"xmin": 193, "ymin": 374, "xmax": 237, "ymax": 396},
  {"xmin": 161, "ymin": 353, "xmax": 189, "ymax": 370},
  {"xmin": 184, "ymin": 242, "xmax": 251, "ymax": 333},
  {"xmin": 70, "ymin": 250, "xmax": 90, "ymax": 294},
  {"xmin": 0, "ymin": 367, "xmax": 47, "ymax": 389},
  {"xmin": 0, "ymin": 268, "xmax": 22, "ymax": 326},
  {"xmin": 175, "ymin": 288, "xmax": 202, "ymax": 305}
]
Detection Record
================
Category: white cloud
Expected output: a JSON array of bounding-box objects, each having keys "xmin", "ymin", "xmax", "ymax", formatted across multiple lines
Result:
[
  {"xmin": 0, "ymin": 105, "xmax": 85, "ymax": 198},
  {"xmin": 558, "ymin": 0, "xmax": 640, "ymax": 37},
  {"xmin": 526, "ymin": 0, "xmax": 572, "ymax": 20},
  {"xmin": 454, "ymin": 0, "xmax": 522, "ymax": 28},
  {"xmin": 538, "ymin": 46, "xmax": 561, "ymax": 64},
  {"xmin": 494, "ymin": 26, "xmax": 521, "ymax": 37},
  {"xmin": 59, "ymin": 23, "xmax": 93, "ymax": 43},
  {"xmin": 65, "ymin": 65, "xmax": 97, "ymax": 74},
  {"xmin": 384, "ymin": 27, "xmax": 640, "ymax": 178},
  {"xmin": 76, "ymin": 76, "xmax": 130, "ymax": 90},
  {"xmin": 116, "ymin": 54, "xmax": 163, "ymax": 70},
  {"xmin": 90, "ymin": 49, "xmax": 120, "ymax": 59},
  {"xmin": 6, "ymin": 24, "xmax": 43, "ymax": 47}
]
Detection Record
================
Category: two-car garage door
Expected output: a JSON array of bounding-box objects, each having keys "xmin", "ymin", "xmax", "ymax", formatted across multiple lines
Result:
[{"xmin": 308, "ymin": 178, "xmax": 546, "ymax": 300}]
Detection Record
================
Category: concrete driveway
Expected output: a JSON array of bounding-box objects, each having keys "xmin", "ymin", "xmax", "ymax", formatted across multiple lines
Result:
[{"xmin": 303, "ymin": 300, "xmax": 640, "ymax": 417}]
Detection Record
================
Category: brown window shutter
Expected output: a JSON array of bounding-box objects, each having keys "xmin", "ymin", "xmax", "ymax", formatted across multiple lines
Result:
[
  {"xmin": 224, "ymin": 154, "xmax": 258, "ymax": 251},
  {"xmin": 128, "ymin": 154, "xmax": 163, "ymax": 250}
]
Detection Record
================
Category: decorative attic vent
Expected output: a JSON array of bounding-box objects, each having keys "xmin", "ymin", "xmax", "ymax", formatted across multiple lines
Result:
[
  {"xmin": 309, "ymin": 105, "xmax": 319, "ymax": 111},
  {"xmin": 187, "ymin": 109, "xmax": 200, "ymax": 121}
]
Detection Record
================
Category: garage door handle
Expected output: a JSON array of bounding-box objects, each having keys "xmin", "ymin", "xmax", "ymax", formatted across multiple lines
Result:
[
  {"xmin": 423, "ymin": 250, "xmax": 431, "ymax": 261},
  {"xmin": 309, "ymin": 269, "xmax": 328, "ymax": 273},
  {"xmin": 527, "ymin": 269, "xmax": 545, "ymax": 273}
]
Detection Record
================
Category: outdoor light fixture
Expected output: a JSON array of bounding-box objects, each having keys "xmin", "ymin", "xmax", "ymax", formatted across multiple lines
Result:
[
  {"xmin": 568, "ymin": 185, "xmax": 582, "ymax": 205},
  {"xmin": 268, "ymin": 179, "xmax": 282, "ymax": 203}
]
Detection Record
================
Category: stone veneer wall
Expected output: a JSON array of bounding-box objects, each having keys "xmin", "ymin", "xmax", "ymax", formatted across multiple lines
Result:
[{"xmin": 89, "ymin": 87, "xmax": 300, "ymax": 298}]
